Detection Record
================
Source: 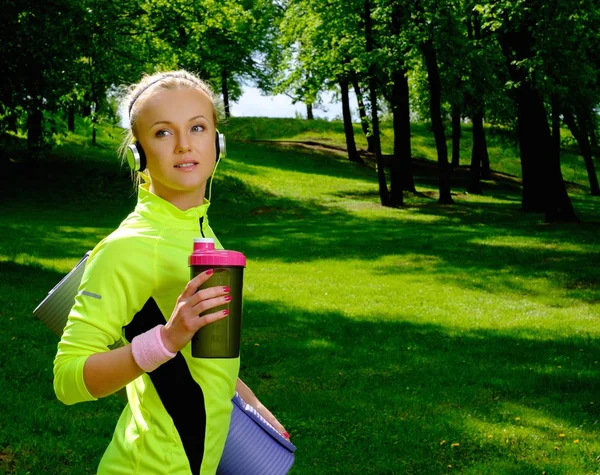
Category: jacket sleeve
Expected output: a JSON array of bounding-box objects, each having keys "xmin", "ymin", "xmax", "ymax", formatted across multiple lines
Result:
[{"xmin": 53, "ymin": 235, "xmax": 155, "ymax": 405}]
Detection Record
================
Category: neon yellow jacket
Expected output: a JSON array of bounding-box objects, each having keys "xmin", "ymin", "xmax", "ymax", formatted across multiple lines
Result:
[{"xmin": 54, "ymin": 182, "xmax": 239, "ymax": 475}]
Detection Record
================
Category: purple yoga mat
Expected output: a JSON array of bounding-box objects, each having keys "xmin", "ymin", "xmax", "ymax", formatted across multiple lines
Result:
[{"xmin": 218, "ymin": 393, "xmax": 296, "ymax": 475}]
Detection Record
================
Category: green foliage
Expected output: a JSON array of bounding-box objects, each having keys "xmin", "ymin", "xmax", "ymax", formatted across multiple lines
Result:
[
  {"xmin": 141, "ymin": 0, "xmax": 281, "ymax": 102},
  {"xmin": 0, "ymin": 0, "xmax": 86, "ymax": 149},
  {"xmin": 1, "ymin": 0, "xmax": 281, "ymax": 149},
  {"xmin": 477, "ymin": 0, "xmax": 600, "ymax": 112}
]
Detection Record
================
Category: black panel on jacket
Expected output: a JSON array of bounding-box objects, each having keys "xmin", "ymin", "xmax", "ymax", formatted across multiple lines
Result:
[{"xmin": 124, "ymin": 298, "xmax": 206, "ymax": 475}]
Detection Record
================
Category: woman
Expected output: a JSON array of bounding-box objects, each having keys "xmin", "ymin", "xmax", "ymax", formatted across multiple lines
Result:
[{"xmin": 54, "ymin": 70, "xmax": 286, "ymax": 475}]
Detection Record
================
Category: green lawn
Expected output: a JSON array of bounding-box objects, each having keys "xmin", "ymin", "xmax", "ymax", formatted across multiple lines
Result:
[{"xmin": 1, "ymin": 117, "xmax": 599, "ymax": 474}]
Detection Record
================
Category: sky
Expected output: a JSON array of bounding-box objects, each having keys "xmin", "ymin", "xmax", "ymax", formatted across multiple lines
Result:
[
  {"xmin": 119, "ymin": 85, "xmax": 357, "ymax": 126},
  {"xmin": 230, "ymin": 86, "xmax": 356, "ymax": 121}
]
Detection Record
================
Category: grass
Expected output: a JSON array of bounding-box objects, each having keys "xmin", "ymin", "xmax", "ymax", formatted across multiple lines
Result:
[
  {"xmin": 224, "ymin": 117, "xmax": 594, "ymax": 190},
  {"xmin": 1, "ymin": 116, "xmax": 600, "ymax": 474}
]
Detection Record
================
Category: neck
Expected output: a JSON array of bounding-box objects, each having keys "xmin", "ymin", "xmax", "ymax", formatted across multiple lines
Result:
[{"xmin": 149, "ymin": 183, "xmax": 207, "ymax": 211}]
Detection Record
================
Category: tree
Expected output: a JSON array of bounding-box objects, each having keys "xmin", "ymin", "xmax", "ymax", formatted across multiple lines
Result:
[
  {"xmin": 376, "ymin": 0, "xmax": 417, "ymax": 201},
  {"xmin": 276, "ymin": 0, "xmax": 368, "ymax": 165},
  {"xmin": 465, "ymin": 7, "xmax": 488, "ymax": 194},
  {"xmin": 480, "ymin": 0, "xmax": 579, "ymax": 221},
  {"xmin": 563, "ymin": 108, "xmax": 600, "ymax": 196},
  {"xmin": 364, "ymin": 0, "xmax": 391, "ymax": 206},
  {"xmin": 272, "ymin": 0, "xmax": 325, "ymax": 118},
  {"xmin": 411, "ymin": 0, "xmax": 459, "ymax": 204},
  {"xmin": 144, "ymin": 0, "xmax": 281, "ymax": 118},
  {"xmin": 80, "ymin": 0, "xmax": 152, "ymax": 143},
  {"xmin": 0, "ymin": 0, "xmax": 87, "ymax": 154}
]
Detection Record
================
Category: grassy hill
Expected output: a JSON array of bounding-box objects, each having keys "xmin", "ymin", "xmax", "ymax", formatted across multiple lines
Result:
[{"xmin": 1, "ymin": 117, "xmax": 599, "ymax": 474}]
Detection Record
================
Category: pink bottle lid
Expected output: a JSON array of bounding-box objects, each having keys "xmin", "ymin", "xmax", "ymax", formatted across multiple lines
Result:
[{"xmin": 189, "ymin": 238, "xmax": 246, "ymax": 267}]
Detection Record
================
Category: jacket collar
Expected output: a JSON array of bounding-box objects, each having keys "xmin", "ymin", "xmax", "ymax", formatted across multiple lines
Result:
[{"xmin": 134, "ymin": 180, "xmax": 211, "ymax": 231}]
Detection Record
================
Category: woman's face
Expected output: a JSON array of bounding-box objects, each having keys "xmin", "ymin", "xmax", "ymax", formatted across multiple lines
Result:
[{"xmin": 135, "ymin": 88, "xmax": 217, "ymax": 210}]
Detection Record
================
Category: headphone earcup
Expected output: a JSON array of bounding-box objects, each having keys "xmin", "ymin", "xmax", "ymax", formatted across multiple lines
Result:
[
  {"xmin": 126, "ymin": 142, "xmax": 146, "ymax": 171},
  {"xmin": 215, "ymin": 132, "xmax": 226, "ymax": 162}
]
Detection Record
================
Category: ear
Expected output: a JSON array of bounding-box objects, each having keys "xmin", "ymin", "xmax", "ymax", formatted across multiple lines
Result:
[{"xmin": 126, "ymin": 142, "xmax": 147, "ymax": 171}]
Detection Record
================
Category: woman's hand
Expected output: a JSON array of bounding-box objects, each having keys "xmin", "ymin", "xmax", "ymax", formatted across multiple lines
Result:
[
  {"xmin": 161, "ymin": 269, "xmax": 230, "ymax": 353},
  {"xmin": 236, "ymin": 378, "xmax": 290, "ymax": 439},
  {"xmin": 255, "ymin": 403, "xmax": 289, "ymax": 439}
]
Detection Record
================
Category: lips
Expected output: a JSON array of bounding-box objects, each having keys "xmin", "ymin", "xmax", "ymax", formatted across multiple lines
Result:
[{"xmin": 174, "ymin": 161, "xmax": 198, "ymax": 168}]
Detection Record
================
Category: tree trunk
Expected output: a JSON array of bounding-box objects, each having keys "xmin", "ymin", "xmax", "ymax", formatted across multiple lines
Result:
[
  {"xmin": 421, "ymin": 38, "xmax": 453, "ymax": 204},
  {"xmin": 392, "ymin": 68, "xmax": 415, "ymax": 196},
  {"xmin": 368, "ymin": 80, "xmax": 389, "ymax": 206},
  {"xmin": 221, "ymin": 69, "xmax": 230, "ymax": 119},
  {"xmin": 552, "ymin": 95, "xmax": 561, "ymax": 163},
  {"xmin": 481, "ymin": 131, "xmax": 491, "ymax": 179},
  {"xmin": 590, "ymin": 128, "xmax": 598, "ymax": 151},
  {"xmin": 68, "ymin": 105, "xmax": 75, "ymax": 133},
  {"xmin": 591, "ymin": 129, "xmax": 598, "ymax": 151},
  {"xmin": 306, "ymin": 103, "xmax": 314, "ymax": 120},
  {"xmin": 580, "ymin": 105, "xmax": 598, "ymax": 150},
  {"xmin": 468, "ymin": 10, "xmax": 490, "ymax": 181},
  {"xmin": 81, "ymin": 100, "xmax": 91, "ymax": 117},
  {"xmin": 91, "ymin": 101, "xmax": 97, "ymax": 146},
  {"xmin": 340, "ymin": 77, "xmax": 363, "ymax": 165},
  {"xmin": 365, "ymin": 0, "xmax": 390, "ymax": 206},
  {"xmin": 27, "ymin": 106, "xmax": 44, "ymax": 156},
  {"xmin": 468, "ymin": 110, "xmax": 484, "ymax": 194},
  {"xmin": 518, "ymin": 83, "xmax": 550, "ymax": 212},
  {"xmin": 7, "ymin": 112, "xmax": 18, "ymax": 133},
  {"xmin": 352, "ymin": 76, "xmax": 375, "ymax": 153},
  {"xmin": 519, "ymin": 81, "xmax": 576, "ymax": 221},
  {"xmin": 451, "ymin": 104, "xmax": 461, "ymax": 168},
  {"xmin": 389, "ymin": 70, "xmax": 404, "ymax": 206},
  {"xmin": 499, "ymin": 30, "xmax": 577, "ymax": 221},
  {"xmin": 563, "ymin": 109, "xmax": 600, "ymax": 196}
]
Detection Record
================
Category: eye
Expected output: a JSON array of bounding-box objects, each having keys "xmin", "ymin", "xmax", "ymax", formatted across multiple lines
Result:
[
  {"xmin": 155, "ymin": 129, "xmax": 171, "ymax": 138},
  {"xmin": 191, "ymin": 124, "xmax": 204, "ymax": 133}
]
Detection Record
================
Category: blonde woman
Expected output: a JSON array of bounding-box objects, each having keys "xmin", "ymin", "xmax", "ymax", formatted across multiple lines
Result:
[{"xmin": 54, "ymin": 70, "xmax": 287, "ymax": 475}]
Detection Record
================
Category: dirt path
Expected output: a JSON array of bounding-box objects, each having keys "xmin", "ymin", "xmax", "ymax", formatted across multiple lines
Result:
[{"xmin": 239, "ymin": 138, "xmax": 530, "ymax": 190}]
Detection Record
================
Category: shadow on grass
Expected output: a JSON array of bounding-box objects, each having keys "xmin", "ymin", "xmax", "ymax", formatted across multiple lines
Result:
[
  {"xmin": 1, "ymin": 147, "xmax": 599, "ymax": 307},
  {"xmin": 226, "ymin": 140, "xmax": 374, "ymax": 182},
  {"xmin": 2, "ymin": 127, "xmax": 599, "ymax": 474},
  {"xmin": 209, "ymin": 175, "xmax": 600, "ymax": 305},
  {"xmin": 240, "ymin": 299, "xmax": 600, "ymax": 474},
  {"xmin": 2, "ymin": 259, "xmax": 598, "ymax": 474},
  {"xmin": 0, "ymin": 260, "xmax": 123, "ymax": 475}
]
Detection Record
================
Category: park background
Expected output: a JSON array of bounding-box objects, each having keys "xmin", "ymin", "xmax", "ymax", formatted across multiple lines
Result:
[{"xmin": 1, "ymin": 0, "xmax": 600, "ymax": 474}]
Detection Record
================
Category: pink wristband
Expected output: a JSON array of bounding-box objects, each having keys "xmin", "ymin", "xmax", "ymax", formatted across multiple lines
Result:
[{"xmin": 131, "ymin": 324, "xmax": 177, "ymax": 373}]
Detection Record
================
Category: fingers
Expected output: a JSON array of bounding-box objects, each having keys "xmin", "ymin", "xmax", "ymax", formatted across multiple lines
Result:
[
  {"xmin": 272, "ymin": 420, "xmax": 287, "ymax": 437},
  {"xmin": 256, "ymin": 405, "xmax": 288, "ymax": 438},
  {"xmin": 180, "ymin": 269, "xmax": 215, "ymax": 299},
  {"xmin": 182, "ymin": 308, "xmax": 229, "ymax": 336},
  {"xmin": 190, "ymin": 285, "xmax": 230, "ymax": 308},
  {"xmin": 195, "ymin": 308, "xmax": 230, "ymax": 330}
]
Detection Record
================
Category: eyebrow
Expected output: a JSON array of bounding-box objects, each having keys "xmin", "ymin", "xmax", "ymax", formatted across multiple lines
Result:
[{"xmin": 150, "ymin": 115, "xmax": 208, "ymax": 128}]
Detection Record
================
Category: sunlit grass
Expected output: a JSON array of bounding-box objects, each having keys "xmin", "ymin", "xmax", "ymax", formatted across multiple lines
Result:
[
  {"xmin": 1, "ymin": 117, "xmax": 599, "ymax": 474},
  {"xmin": 223, "ymin": 118, "xmax": 595, "ymax": 192}
]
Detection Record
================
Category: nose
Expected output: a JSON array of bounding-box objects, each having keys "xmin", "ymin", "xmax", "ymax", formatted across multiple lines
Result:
[{"xmin": 175, "ymin": 132, "xmax": 191, "ymax": 153}]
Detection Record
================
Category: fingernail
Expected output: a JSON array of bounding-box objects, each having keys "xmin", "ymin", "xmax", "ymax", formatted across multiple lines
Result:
[
  {"xmin": 206, "ymin": 269, "xmax": 214, "ymax": 275},
  {"xmin": 223, "ymin": 286, "xmax": 231, "ymax": 293},
  {"xmin": 223, "ymin": 309, "xmax": 230, "ymax": 316},
  {"xmin": 224, "ymin": 295, "xmax": 232, "ymax": 302},
  {"xmin": 283, "ymin": 432, "xmax": 290, "ymax": 439}
]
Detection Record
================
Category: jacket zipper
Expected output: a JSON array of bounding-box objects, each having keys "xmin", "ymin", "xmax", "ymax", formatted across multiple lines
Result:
[{"xmin": 199, "ymin": 216, "xmax": 206, "ymax": 238}]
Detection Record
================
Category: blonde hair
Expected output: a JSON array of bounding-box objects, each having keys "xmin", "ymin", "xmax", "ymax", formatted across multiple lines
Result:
[{"xmin": 119, "ymin": 70, "xmax": 222, "ymax": 182}]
